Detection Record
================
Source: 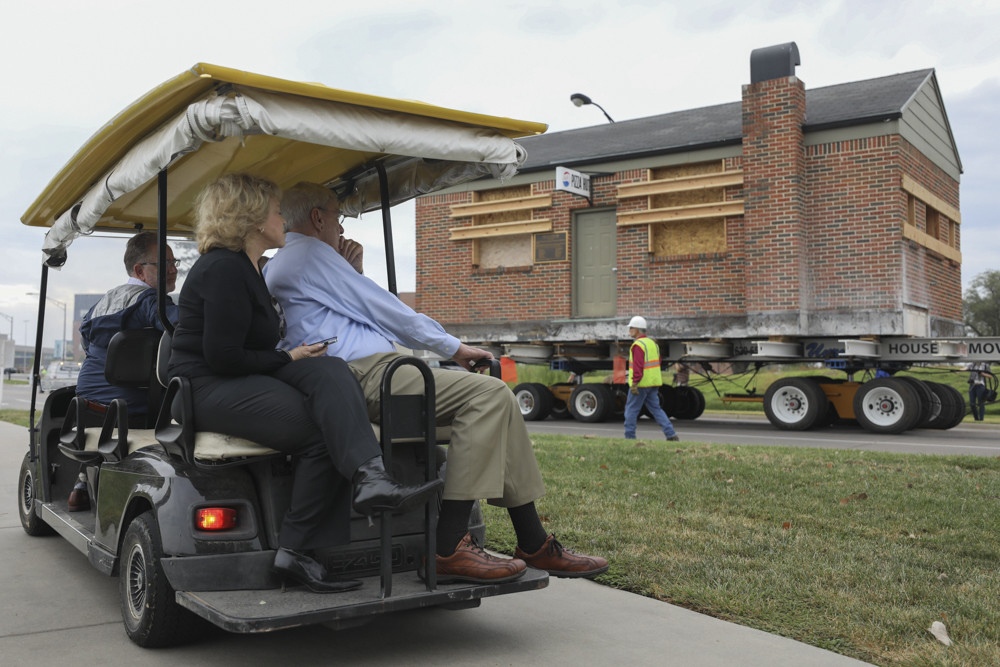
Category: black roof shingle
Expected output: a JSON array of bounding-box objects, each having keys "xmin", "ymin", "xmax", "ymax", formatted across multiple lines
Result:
[{"xmin": 517, "ymin": 69, "xmax": 934, "ymax": 172}]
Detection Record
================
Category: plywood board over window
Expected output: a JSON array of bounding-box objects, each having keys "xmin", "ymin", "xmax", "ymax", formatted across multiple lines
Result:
[{"xmin": 652, "ymin": 218, "xmax": 726, "ymax": 256}]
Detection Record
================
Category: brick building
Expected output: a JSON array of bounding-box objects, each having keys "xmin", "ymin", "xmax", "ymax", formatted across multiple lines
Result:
[{"xmin": 414, "ymin": 45, "xmax": 963, "ymax": 344}]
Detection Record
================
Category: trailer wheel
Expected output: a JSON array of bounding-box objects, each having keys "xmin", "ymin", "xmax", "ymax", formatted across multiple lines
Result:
[
  {"xmin": 763, "ymin": 378, "xmax": 828, "ymax": 430},
  {"xmin": 658, "ymin": 386, "xmax": 678, "ymax": 417},
  {"xmin": 120, "ymin": 511, "xmax": 201, "ymax": 647},
  {"xmin": 895, "ymin": 377, "xmax": 937, "ymax": 428},
  {"xmin": 18, "ymin": 452, "xmax": 55, "ymax": 537},
  {"xmin": 569, "ymin": 384, "xmax": 612, "ymax": 423},
  {"xmin": 670, "ymin": 386, "xmax": 705, "ymax": 420},
  {"xmin": 922, "ymin": 382, "xmax": 955, "ymax": 429},
  {"xmin": 548, "ymin": 383, "xmax": 574, "ymax": 420},
  {"xmin": 853, "ymin": 378, "xmax": 920, "ymax": 434},
  {"xmin": 513, "ymin": 383, "xmax": 552, "ymax": 421},
  {"xmin": 938, "ymin": 383, "xmax": 968, "ymax": 429}
]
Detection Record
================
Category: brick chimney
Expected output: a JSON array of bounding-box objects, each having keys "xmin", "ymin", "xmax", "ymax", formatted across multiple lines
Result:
[{"xmin": 741, "ymin": 42, "xmax": 808, "ymax": 334}]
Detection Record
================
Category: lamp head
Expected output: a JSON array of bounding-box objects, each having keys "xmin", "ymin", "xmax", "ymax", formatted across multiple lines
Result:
[{"xmin": 570, "ymin": 93, "xmax": 592, "ymax": 107}]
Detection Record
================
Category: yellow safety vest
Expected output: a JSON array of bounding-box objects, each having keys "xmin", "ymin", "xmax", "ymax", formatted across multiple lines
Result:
[{"xmin": 629, "ymin": 337, "xmax": 662, "ymax": 387}]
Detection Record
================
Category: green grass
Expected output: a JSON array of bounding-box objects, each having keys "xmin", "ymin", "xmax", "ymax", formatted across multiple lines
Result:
[
  {"xmin": 484, "ymin": 434, "xmax": 1000, "ymax": 667},
  {"xmin": 0, "ymin": 409, "xmax": 30, "ymax": 428},
  {"xmin": 3, "ymin": 379, "xmax": 29, "ymax": 385}
]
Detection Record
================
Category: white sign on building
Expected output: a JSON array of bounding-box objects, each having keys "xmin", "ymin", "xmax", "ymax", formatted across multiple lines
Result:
[{"xmin": 555, "ymin": 166, "xmax": 591, "ymax": 199}]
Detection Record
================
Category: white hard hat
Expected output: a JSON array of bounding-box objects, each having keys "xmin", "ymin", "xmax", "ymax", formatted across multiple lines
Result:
[{"xmin": 628, "ymin": 316, "xmax": 647, "ymax": 329}]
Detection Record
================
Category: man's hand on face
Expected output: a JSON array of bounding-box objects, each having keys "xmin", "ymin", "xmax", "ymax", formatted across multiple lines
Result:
[
  {"xmin": 339, "ymin": 238, "xmax": 364, "ymax": 274},
  {"xmin": 452, "ymin": 343, "xmax": 493, "ymax": 372}
]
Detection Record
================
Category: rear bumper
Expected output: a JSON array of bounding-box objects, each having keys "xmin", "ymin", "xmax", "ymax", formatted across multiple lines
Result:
[{"xmin": 176, "ymin": 567, "xmax": 549, "ymax": 633}]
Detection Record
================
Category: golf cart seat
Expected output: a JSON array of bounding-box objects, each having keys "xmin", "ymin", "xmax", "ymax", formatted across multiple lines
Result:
[
  {"xmin": 154, "ymin": 332, "xmax": 454, "ymax": 467},
  {"xmin": 58, "ymin": 328, "xmax": 164, "ymax": 464}
]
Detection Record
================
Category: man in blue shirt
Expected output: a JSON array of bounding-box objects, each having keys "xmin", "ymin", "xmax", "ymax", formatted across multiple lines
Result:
[{"xmin": 265, "ymin": 183, "xmax": 609, "ymax": 584}]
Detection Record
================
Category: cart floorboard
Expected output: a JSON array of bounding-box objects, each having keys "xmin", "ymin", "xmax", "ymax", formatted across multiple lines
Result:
[{"xmin": 176, "ymin": 568, "xmax": 549, "ymax": 633}]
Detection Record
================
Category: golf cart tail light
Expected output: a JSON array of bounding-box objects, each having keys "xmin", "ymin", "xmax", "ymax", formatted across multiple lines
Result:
[{"xmin": 196, "ymin": 508, "xmax": 237, "ymax": 530}]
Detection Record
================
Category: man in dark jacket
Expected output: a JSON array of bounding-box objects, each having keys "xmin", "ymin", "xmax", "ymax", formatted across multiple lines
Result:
[{"xmin": 70, "ymin": 232, "xmax": 179, "ymax": 510}]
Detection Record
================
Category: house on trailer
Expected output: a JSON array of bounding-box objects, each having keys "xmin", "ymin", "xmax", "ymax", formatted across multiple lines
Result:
[{"xmin": 413, "ymin": 44, "xmax": 964, "ymax": 346}]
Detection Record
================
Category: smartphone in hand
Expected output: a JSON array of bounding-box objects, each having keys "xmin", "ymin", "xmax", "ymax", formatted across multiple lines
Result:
[{"xmin": 307, "ymin": 337, "xmax": 338, "ymax": 347}]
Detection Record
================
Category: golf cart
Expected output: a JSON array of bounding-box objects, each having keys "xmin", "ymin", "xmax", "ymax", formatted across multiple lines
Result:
[{"xmin": 17, "ymin": 63, "xmax": 549, "ymax": 647}]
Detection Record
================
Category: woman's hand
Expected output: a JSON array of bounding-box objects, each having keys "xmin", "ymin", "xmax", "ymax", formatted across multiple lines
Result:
[{"xmin": 288, "ymin": 342, "xmax": 329, "ymax": 361}]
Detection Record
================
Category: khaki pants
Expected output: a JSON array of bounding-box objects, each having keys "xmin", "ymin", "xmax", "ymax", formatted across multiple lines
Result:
[{"xmin": 348, "ymin": 352, "xmax": 545, "ymax": 507}]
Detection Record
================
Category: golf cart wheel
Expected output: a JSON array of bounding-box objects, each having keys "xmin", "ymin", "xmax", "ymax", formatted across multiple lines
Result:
[
  {"xmin": 18, "ymin": 452, "xmax": 55, "ymax": 536},
  {"xmin": 513, "ymin": 383, "xmax": 552, "ymax": 421},
  {"xmin": 763, "ymin": 378, "xmax": 828, "ymax": 431},
  {"xmin": 853, "ymin": 378, "xmax": 920, "ymax": 434},
  {"xmin": 569, "ymin": 384, "xmax": 612, "ymax": 423},
  {"xmin": 120, "ymin": 511, "xmax": 200, "ymax": 647}
]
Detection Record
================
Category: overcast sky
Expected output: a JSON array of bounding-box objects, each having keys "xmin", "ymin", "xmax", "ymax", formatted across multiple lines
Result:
[{"xmin": 1, "ymin": 0, "xmax": 998, "ymax": 351}]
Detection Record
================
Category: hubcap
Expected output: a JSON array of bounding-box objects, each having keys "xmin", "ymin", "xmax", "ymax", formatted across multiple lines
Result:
[
  {"xmin": 515, "ymin": 390, "xmax": 535, "ymax": 415},
  {"xmin": 21, "ymin": 468, "xmax": 34, "ymax": 515},
  {"xmin": 575, "ymin": 391, "xmax": 598, "ymax": 417},
  {"xmin": 771, "ymin": 386, "xmax": 809, "ymax": 424},
  {"xmin": 863, "ymin": 387, "xmax": 907, "ymax": 426},
  {"xmin": 126, "ymin": 543, "xmax": 147, "ymax": 620}
]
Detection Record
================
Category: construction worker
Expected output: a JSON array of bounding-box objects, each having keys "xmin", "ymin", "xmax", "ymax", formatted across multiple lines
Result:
[{"xmin": 624, "ymin": 316, "xmax": 679, "ymax": 441}]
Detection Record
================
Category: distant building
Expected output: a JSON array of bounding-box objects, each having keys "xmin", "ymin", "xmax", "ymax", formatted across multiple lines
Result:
[
  {"xmin": 13, "ymin": 344, "xmax": 55, "ymax": 372},
  {"xmin": 72, "ymin": 294, "xmax": 104, "ymax": 360}
]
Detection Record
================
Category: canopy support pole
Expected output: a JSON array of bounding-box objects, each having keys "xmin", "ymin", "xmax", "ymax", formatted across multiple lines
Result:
[
  {"xmin": 28, "ymin": 263, "xmax": 48, "ymax": 462},
  {"xmin": 374, "ymin": 162, "xmax": 397, "ymax": 296},
  {"xmin": 156, "ymin": 169, "xmax": 174, "ymax": 336}
]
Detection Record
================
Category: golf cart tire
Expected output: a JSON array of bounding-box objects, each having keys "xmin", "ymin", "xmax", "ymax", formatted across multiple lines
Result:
[
  {"xmin": 18, "ymin": 452, "xmax": 56, "ymax": 537},
  {"xmin": 513, "ymin": 383, "xmax": 552, "ymax": 421},
  {"xmin": 853, "ymin": 378, "xmax": 920, "ymax": 435},
  {"xmin": 763, "ymin": 377, "xmax": 828, "ymax": 431},
  {"xmin": 120, "ymin": 511, "xmax": 203, "ymax": 648},
  {"xmin": 569, "ymin": 384, "xmax": 613, "ymax": 423}
]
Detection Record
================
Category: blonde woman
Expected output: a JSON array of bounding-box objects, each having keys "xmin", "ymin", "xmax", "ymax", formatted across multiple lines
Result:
[{"xmin": 167, "ymin": 173, "xmax": 441, "ymax": 593}]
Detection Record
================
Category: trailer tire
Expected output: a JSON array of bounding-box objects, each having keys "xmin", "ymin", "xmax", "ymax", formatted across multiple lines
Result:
[
  {"xmin": 548, "ymin": 383, "xmax": 574, "ymax": 420},
  {"xmin": 658, "ymin": 386, "xmax": 678, "ymax": 417},
  {"xmin": 895, "ymin": 377, "xmax": 937, "ymax": 429},
  {"xmin": 18, "ymin": 452, "xmax": 55, "ymax": 537},
  {"xmin": 939, "ymin": 383, "xmax": 968, "ymax": 429},
  {"xmin": 763, "ymin": 378, "xmax": 828, "ymax": 430},
  {"xmin": 569, "ymin": 384, "xmax": 613, "ymax": 423},
  {"xmin": 120, "ymin": 511, "xmax": 202, "ymax": 648},
  {"xmin": 670, "ymin": 386, "xmax": 705, "ymax": 420},
  {"xmin": 853, "ymin": 378, "xmax": 920, "ymax": 434},
  {"xmin": 513, "ymin": 383, "xmax": 552, "ymax": 421},
  {"xmin": 922, "ymin": 382, "xmax": 955, "ymax": 429}
]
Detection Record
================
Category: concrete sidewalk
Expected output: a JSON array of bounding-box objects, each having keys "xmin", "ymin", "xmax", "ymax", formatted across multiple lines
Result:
[{"xmin": 0, "ymin": 420, "xmax": 872, "ymax": 666}]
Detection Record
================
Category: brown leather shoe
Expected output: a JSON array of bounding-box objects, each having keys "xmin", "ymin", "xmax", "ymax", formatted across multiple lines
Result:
[
  {"xmin": 429, "ymin": 533, "xmax": 527, "ymax": 584},
  {"xmin": 67, "ymin": 474, "xmax": 90, "ymax": 512},
  {"xmin": 515, "ymin": 534, "xmax": 609, "ymax": 578}
]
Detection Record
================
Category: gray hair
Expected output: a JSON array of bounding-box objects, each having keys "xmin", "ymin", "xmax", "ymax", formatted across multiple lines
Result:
[
  {"xmin": 281, "ymin": 182, "xmax": 337, "ymax": 231},
  {"xmin": 124, "ymin": 231, "xmax": 158, "ymax": 276}
]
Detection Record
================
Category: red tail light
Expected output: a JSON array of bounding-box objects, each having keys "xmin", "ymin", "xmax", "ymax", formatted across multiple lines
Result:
[{"xmin": 196, "ymin": 508, "xmax": 237, "ymax": 531}]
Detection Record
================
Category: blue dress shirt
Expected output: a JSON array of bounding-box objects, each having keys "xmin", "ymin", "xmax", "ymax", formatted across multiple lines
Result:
[{"xmin": 264, "ymin": 232, "xmax": 460, "ymax": 363}]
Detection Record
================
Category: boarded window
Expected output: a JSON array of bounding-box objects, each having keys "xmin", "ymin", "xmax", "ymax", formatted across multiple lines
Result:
[
  {"xmin": 926, "ymin": 206, "xmax": 940, "ymax": 242},
  {"xmin": 649, "ymin": 161, "xmax": 727, "ymax": 256}
]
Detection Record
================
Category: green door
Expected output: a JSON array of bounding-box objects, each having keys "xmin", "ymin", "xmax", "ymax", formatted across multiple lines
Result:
[{"xmin": 573, "ymin": 208, "xmax": 617, "ymax": 317}]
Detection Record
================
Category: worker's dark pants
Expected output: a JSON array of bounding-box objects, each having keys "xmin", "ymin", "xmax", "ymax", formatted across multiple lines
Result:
[
  {"xmin": 187, "ymin": 357, "xmax": 381, "ymax": 550},
  {"xmin": 969, "ymin": 384, "xmax": 987, "ymax": 421}
]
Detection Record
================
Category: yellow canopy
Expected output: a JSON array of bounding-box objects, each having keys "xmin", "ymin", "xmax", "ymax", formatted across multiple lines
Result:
[{"xmin": 22, "ymin": 63, "xmax": 547, "ymax": 241}]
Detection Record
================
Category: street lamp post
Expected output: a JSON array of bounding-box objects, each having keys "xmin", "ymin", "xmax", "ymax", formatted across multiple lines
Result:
[
  {"xmin": 27, "ymin": 294, "xmax": 68, "ymax": 361},
  {"xmin": 570, "ymin": 93, "xmax": 615, "ymax": 123},
  {"xmin": 0, "ymin": 311, "xmax": 12, "ymax": 343}
]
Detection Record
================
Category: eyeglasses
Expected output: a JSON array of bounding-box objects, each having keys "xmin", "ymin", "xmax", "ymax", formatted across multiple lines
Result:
[
  {"xmin": 270, "ymin": 296, "xmax": 287, "ymax": 340},
  {"xmin": 139, "ymin": 260, "xmax": 181, "ymax": 268}
]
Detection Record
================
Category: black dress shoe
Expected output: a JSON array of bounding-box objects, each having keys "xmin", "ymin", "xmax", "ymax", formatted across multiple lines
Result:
[
  {"xmin": 272, "ymin": 548, "xmax": 362, "ymax": 593},
  {"xmin": 352, "ymin": 456, "xmax": 444, "ymax": 516}
]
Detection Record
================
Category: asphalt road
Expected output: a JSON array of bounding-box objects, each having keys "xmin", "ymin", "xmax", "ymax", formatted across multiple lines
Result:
[
  {"xmin": 526, "ymin": 414, "xmax": 1000, "ymax": 457},
  {"xmin": 0, "ymin": 379, "xmax": 46, "ymax": 411}
]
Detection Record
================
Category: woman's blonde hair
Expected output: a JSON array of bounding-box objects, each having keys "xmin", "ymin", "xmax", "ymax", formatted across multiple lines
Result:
[{"xmin": 194, "ymin": 173, "xmax": 282, "ymax": 254}]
